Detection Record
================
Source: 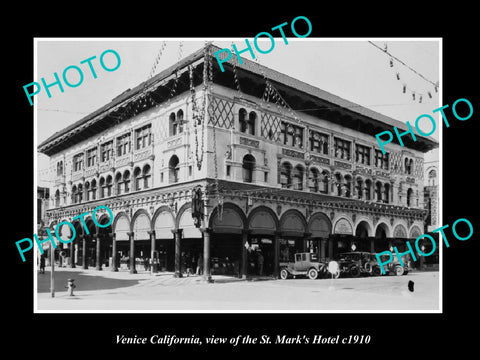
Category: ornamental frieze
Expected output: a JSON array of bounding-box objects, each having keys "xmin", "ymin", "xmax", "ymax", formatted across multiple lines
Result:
[
  {"xmin": 239, "ymin": 137, "xmax": 260, "ymax": 148},
  {"xmin": 310, "ymin": 154, "xmax": 330, "ymax": 165},
  {"xmin": 334, "ymin": 160, "xmax": 352, "ymax": 170},
  {"xmin": 282, "ymin": 148, "xmax": 304, "ymax": 159}
]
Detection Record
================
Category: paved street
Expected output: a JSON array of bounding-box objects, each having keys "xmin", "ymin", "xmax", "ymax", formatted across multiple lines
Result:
[{"xmin": 36, "ymin": 267, "xmax": 440, "ymax": 312}]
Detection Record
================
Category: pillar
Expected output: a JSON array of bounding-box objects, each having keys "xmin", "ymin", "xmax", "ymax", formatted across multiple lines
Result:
[
  {"xmin": 69, "ymin": 237, "xmax": 76, "ymax": 268},
  {"xmin": 173, "ymin": 229, "xmax": 183, "ymax": 278},
  {"xmin": 95, "ymin": 233, "xmax": 102, "ymax": 270},
  {"xmin": 128, "ymin": 231, "xmax": 136, "ymax": 274},
  {"xmin": 320, "ymin": 238, "xmax": 326, "ymax": 260},
  {"xmin": 201, "ymin": 228, "xmax": 213, "ymax": 283},
  {"xmin": 241, "ymin": 230, "xmax": 248, "ymax": 279},
  {"xmin": 149, "ymin": 230, "xmax": 156, "ymax": 275},
  {"xmin": 370, "ymin": 237, "xmax": 375, "ymax": 253},
  {"xmin": 111, "ymin": 233, "xmax": 118, "ymax": 272},
  {"xmin": 82, "ymin": 235, "xmax": 88, "ymax": 269},
  {"xmin": 328, "ymin": 238, "xmax": 333, "ymax": 259},
  {"xmin": 273, "ymin": 231, "xmax": 280, "ymax": 279}
]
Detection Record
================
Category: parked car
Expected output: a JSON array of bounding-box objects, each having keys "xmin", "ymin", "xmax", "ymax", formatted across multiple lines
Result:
[
  {"xmin": 335, "ymin": 251, "xmax": 373, "ymax": 277},
  {"xmin": 374, "ymin": 252, "xmax": 411, "ymax": 276},
  {"xmin": 279, "ymin": 252, "xmax": 328, "ymax": 280}
]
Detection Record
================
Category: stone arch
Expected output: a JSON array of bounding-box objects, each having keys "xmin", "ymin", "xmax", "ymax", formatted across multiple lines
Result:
[
  {"xmin": 131, "ymin": 209, "xmax": 152, "ymax": 241},
  {"xmin": 393, "ymin": 223, "xmax": 408, "ymax": 238},
  {"xmin": 355, "ymin": 220, "xmax": 373, "ymax": 237},
  {"xmin": 152, "ymin": 206, "xmax": 176, "ymax": 239},
  {"xmin": 113, "ymin": 211, "xmax": 131, "ymax": 241},
  {"xmin": 375, "ymin": 222, "xmax": 391, "ymax": 238},
  {"xmin": 247, "ymin": 205, "xmax": 279, "ymax": 235},
  {"xmin": 333, "ymin": 217, "xmax": 354, "ymax": 235},
  {"xmin": 209, "ymin": 202, "xmax": 246, "ymax": 234},
  {"xmin": 176, "ymin": 202, "xmax": 202, "ymax": 238},
  {"xmin": 308, "ymin": 212, "xmax": 332, "ymax": 238},
  {"xmin": 409, "ymin": 225, "xmax": 423, "ymax": 239},
  {"xmin": 280, "ymin": 209, "xmax": 307, "ymax": 237}
]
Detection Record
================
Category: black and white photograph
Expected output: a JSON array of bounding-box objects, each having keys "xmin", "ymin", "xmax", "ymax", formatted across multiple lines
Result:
[
  {"xmin": 34, "ymin": 38, "xmax": 441, "ymax": 312},
  {"xmin": 7, "ymin": 8, "xmax": 479, "ymax": 356}
]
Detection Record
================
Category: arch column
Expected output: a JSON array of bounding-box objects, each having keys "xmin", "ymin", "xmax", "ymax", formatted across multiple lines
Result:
[
  {"xmin": 173, "ymin": 229, "xmax": 183, "ymax": 278},
  {"xmin": 320, "ymin": 238, "xmax": 326, "ymax": 260},
  {"xmin": 149, "ymin": 230, "xmax": 156, "ymax": 275},
  {"xmin": 111, "ymin": 232, "xmax": 118, "ymax": 272},
  {"xmin": 128, "ymin": 231, "xmax": 136, "ymax": 274},
  {"xmin": 82, "ymin": 235, "xmax": 88, "ymax": 269},
  {"xmin": 95, "ymin": 233, "xmax": 102, "ymax": 270},
  {"xmin": 241, "ymin": 230, "xmax": 249, "ymax": 279},
  {"xmin": 274, "ymin": 231, "xmax": 281, "ymax": 279},
  {"xmin": 201, "ymin": 227, "xmax": 213, "ymax": 283},
  {"xmin": 69, "ymin": 236, "xmax": 76, "ymax": 269}
]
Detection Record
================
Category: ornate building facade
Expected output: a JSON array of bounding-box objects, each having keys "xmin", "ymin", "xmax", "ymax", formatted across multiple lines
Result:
[{"xmin": 39, "ymin": 43, "xmax": 438, "ymax": 279}]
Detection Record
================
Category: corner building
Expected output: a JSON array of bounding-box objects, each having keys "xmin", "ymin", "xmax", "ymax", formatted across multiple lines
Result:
[{"xmin": 39, "ymin": 44, "xmax": 438, "ymax": 279}]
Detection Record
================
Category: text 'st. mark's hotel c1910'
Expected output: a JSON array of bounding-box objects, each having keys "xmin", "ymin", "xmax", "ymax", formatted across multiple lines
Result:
[{"xmin": 37, "ymin": 43, "xmax": 438, "ymax": 280}]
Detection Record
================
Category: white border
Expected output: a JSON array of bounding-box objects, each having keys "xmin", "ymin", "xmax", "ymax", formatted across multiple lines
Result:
[{"xmin": 33, "ymin": 37, "xmax": 442, "ymax": 314}]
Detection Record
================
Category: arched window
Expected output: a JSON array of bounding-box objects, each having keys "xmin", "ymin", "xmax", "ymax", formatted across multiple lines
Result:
[
  {"xmin": 308, "ymin": 168, "xmax": 320, "ymax": 192},
  {"xmin": 344, "ymin": 175, "xmax": 352, "ymax": 198},
  {"xmin": 143, "ymin": 164, "xmax": 151, "ymax": 189},
  {"xmin": 90, "ymin": 179, "xmax": 97, "ymax": 200},
  {"xmin": 134, "ymin": 167, "xmax": 142, "ymax": 191},
  {"xmin": 55, "ymin": 189, "xmax": 60, "ymax": 207},
  {"xmin": 248, "ymin": 111, "xmax": 256, "ymax": 135},
  {"xmin": 115, "ymin": 173, "xmax": 122, "ymax": 195},
  {"xmin": 293, "ymin": 165, "xmax": 304, "ymax": 190},
  {"xmin": 365, "ymin": 179, "xmax": 372, "ymax": 200},
  {"xmin": 177, "ymin": 109, "xmax": 184, "ymax": 134},
  {"xmin": 428, "ymin": 169, "xmax": 437, "ymax": 186},
  {"xmin": 106, "ymin": 175, "xmax": 112, "ymax": 197},
  {"xmin": 242, "ymin": 154, "xmax": 255, "ymax": 183},
  {"xmin": 77, "ymin": 184, "xmax": 83, "ymax": 203},
  {"xmin": 375, "ymin": 182, "xmax": 382, "ymax": 202},
  {"xmin": 239, "ymin": 108, "xmax": 248, "ymax": 133},
  {"xmin": 85, "ymin": 181, "xmax": 90, "ymax": 201},
  {"xmin": 123, "ymin": 171, "xmax": 130, "ymax": 193},
  {"xmin": 169, "ymin": 155, "xmax": 180, "ymax": 183},
  {"xmin": 320, "ymin": 170, "xmax": 329, "ymax": 194},
  {"xmin": 356, "ymin": 178, "xmax": 363, "ymax": 199},
  {"xmin": 383, "ymin": 183, "xmax": 390, "ymax": 204},
  {"xmin": 335, "ymin": 173, "xmax": 343, "ymax": 196},
  {"xmin": 71, "ymin": 185, "xmax": 77, "ymax": 203},
  {"xmin": 169, "ymin": 112, "xmax": 177, "ymax": 136},
  {"xmin": 407, "ymin": 188, "xmax": 413, "ymax": 207},
  {"xmin": 409, "ymin": 159, "xmax": 414, "ymax": 175},
  {"xmin": 280, "ymin": 162, "xmax": 292, "ymax": 189},
  {"xmin": 99, "ymin": 177, "xmax": 105, "ymax": 198}
]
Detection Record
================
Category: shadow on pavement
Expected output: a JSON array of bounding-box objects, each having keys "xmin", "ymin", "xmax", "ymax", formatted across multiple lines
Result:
[{"xmin": 37, "ymin": 270, "xmax": 141, "ymax": 293}]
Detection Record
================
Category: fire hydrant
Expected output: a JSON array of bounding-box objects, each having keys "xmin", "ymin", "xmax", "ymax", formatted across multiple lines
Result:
[{"xmin": 66, "ymin": 278, "xmax": 76, "ymax": 296}]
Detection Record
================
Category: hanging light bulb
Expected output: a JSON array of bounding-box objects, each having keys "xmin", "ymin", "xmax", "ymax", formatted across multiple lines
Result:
[
  {"xmin": 389, "ymin": 58, "xmax": 394, "ymax": 67},
  {"xmin": 396, "ymin": 72, "xmax": 400, "ymax": 80},
  {"xmin": 428, "ymin": 91, "xmax": 432, "ymax": 98},
  {"xmin": 412, "ymin": 92, "xmax": 416, "ymax": 100},
  {"xmin": 402, "ymin": 84, "xmax": 406, "ymax": 93},
  {"xmin": 419, "ymin": 95, "xmax": 423, "ymax": 103}
]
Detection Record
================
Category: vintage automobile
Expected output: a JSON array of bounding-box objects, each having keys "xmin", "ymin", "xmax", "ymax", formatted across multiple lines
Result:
[
  {"xmin": 374, "ymin": 252, "xmax": 411, "ymax": 276},
  {"xmin": 279, "ymin": 252, "xmax": 328, "ymax": 280},
  {"xmin": 335, "ymin": 251, "xmax": 373, "ymax": 277}
]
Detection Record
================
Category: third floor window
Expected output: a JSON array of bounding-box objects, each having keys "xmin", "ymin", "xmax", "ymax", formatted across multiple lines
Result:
[
  {"xmin": 117, "ymin": 133, "xmax": 131, "ymax": 157},
  {"xmin": 86, "ymin": 147, "xmax": 97, "ymax": 167},
  {"xmin": 135, "ymin": 124, "xmax": 152, "ymax": 150},
  {"xmin": 101, "ymin": 141, "xmax": 113, "ymax": 162}
]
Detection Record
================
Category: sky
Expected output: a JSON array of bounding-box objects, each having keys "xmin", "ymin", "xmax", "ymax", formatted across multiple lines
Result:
[{"xmin": 35, "ymin": 38, "xmax": 441, "ymax": 187}]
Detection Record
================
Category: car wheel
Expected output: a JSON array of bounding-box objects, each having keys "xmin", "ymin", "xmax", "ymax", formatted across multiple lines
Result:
[
  {"xmin": 350, "ymin": 266, "xmax": 361, "ymax": 278},
  {"xmin": 403, "ymin": 270, "xmax": 409, "ymax": 275},
  {"xmin": 372, "ymin": 266, "xmax": 381, "ymax": 276},
  {"xmin": 395, "ymin": 265, "xmax": 405, "ymax": 276},
  {"xmin": 308, "ymin": 268, "xmax": 318, "ymax": 280},
  {"xmin": 280, "ymin": 268, "xmax": 289, "ymax": 280}
]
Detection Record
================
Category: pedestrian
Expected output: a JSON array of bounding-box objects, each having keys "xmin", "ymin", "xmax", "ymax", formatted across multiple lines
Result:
[
  {"xmin": 196, "ymin": 253, "xmax": 203, "ymax": 275},
  {"xmin": 40, "ymin": 255, "xmax": 45, "ymax": 274},
  {"xmin": 144, "ymin": 257, "xmax": 149, "ymax": 271},
  {"xmin": 257, "ymin": 251, "xmax": 264, "ymax": 276}
]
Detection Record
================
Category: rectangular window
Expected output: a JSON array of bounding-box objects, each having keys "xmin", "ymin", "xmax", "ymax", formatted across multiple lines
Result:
[
  {"xmin": 374, "ymin": 150, "xmax": 389, "ymax": 170},
  {"xmin": 73, "ymin": 153, "xmax": 84, "ymax": 172},
  {"xmin": 86, "ymin": 147, "xmax": 97, "ymax": 167},
  {"xmin": 280, "ymin": 121, "xmax": 304, "ymax": 148},
  {"xmin": 334, "ymin": 138, "xmax": 351, "ymax": 160},
  {"xmin": 101, "ymin": 141, "xmax": 113, "ymax": 162},
  {"xmin": 135, "ymin": 124, "xmax": 152, "ymax": 150},
  {"xmin": 117, "ymin": 133, "xmax": 131, "ymax": 157},
  {"xmin": 188, "ymin": 165, "xmax": 193, "ymax": 178},
  {"xmin": 226, "ymin": 165, "xmax": 231, "ymax": 177},
  {"xmin": 355, "ymin": 144, "xmax": 371, "ymax": 165},
  {"xmin": 264, "ymin": 172, "xmax": 268, "ymax": 183},
  {"xmin": 56, "ymin": 161, "xmax": 63, "ymax": 176},
  {"xmin": 160, "ymin": 172, "xmax": 164, "ymax": 183},
  {"xmin": 309, "ymin": 130, "xmax": 329, "ymax": 155}
]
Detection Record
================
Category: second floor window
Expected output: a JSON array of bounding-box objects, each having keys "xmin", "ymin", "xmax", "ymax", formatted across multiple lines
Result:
[
  {"xmin": 56, "ymin": 161, "xmax": 63, "ymax": 176},
  {"xmin": 73, "ymin": 153, "xmax": 84, "ymax": 172},
  {"xmin": 101, "ymin": 141, "xmax": 113, "ymax": 162},
  {"xmin": 239, "ymin": 109, "xmax": 256, "ymax": 135},
  {"xmin": 280, "ymin": 121, "xmax": 303, "ymax": 148},
  {"xmin": 309, "ymin": 130, "xmax": 329, "ymax": 155},
  {"xmin": 355, "ymin": 144, "xmax": 371, "ymax": 165},
  {"xmin": 135, "ymin": 124, "xmax": 152, "ymax": 150},
  {"xmin": 334, "ymin": 138, "xmax": 351, "ymax": 160},
  {"xmin": 117, "ymin": 133, "xmax": 131, "ymax": 157},
  {"xmin": 375, "ymin": 150, "xmax": 389, "ymax": 170},
  {"xmin": 86, "ymin": 147, "xmax": 97, "ymax": 167}
]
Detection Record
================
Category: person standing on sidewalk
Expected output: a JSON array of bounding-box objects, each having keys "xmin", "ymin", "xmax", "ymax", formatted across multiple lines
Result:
[
  {"xmin": 40, "ymin": 255, "xmax": 45, "ymax": 274},
  {"xmin": 257, "ymin": 251, "xmax": 264, "ymax": 276},
  {"xmin": 196, "ymin": 253, "xmax": 203, "ymax": 275}
]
